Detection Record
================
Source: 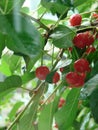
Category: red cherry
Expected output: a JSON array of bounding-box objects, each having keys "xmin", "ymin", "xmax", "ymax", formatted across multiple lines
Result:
[
  {"xmin": 73, "ymin": 32, "xmax": 94, "ymax": 49},
  {"xmin": 74, "ymin": 59, "xmax": 90, "ymax": 73},
  {"xmin": 35, "ymin": 66, "xmax": 50, "ymax": 80},
  {"xmin": 58, "ymin": 98, "xmax": 65, "ymax": 108},
  {"xmin": 86, "ymin": 46, "xmax": 96, "ymax": 54},
  {"xmin": 73, "ymin": 33, "xmax": 86, "ymax": 49},
  {"xmin": 84, "ymin": 32, "xmax": 94, "ymax": 46},
  {"xmin": 53, "ymin": 72, "xmax": 60, "ymax": 84},
  {"xmin": 68, "ymin": 47, "xmax": 73, "ymax": 52},
  {"xmin": 92, "ymin": 13, "xmax": 98, "ymax": 19},
  {"xmin": 60, "ymin": 67, "xmax": 64, "ymax": 72},
  {"xmin": 54, "ymin": 123, "xmax": 58, "ymax": 128},
  {"xmin": 80, "ymin": 72, "xmax": 86, "ymax": 80},
  {"xmin": 69, "ymin": 14, "xmax": 82, "ymax": 26},
  {"xmin": 66, "ymin": 72, "xmax": 84, "ymax": 87},
  {"xmin": 60, "ymin": 98, "xmax": 65, "ymax": 104},
  {"xmin": 96, "ymin": 34, "xmax": 98, "ymax": 39}
]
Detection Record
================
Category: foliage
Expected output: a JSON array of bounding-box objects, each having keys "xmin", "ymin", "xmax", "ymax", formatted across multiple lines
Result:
[{"xmin": 0, "ymin": 0, "xmax": 98, "ymax": 130}]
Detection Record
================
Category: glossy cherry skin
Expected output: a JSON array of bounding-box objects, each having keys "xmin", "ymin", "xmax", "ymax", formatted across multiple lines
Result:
[
  {"xmin": 53, "ymin": 72, "xmax": 60, "ymax": 84},
  {"xmin": 35, "ymin": 66, "xmax": 50, "ymax": 80},
  {"xmin": 74, "ymin": 58, "xmax": 90, "ymax": 73},
  {"xmin": 66, "ymin": 72, "xmax": 84, "ymax": 87},
  {"xmin": 69, "ymin": 14, "xmax": 82, "ymax": 26}
]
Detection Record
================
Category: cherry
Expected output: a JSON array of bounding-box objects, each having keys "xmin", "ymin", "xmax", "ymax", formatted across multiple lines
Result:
[
  {"xmin": 53, "ymin": 72, "xmax": 60, "ymax": 84},
  {"xmin": 74, "ymin": 58, "xmax": 90, "ymax": 73},
  {"xmin": 73, "ymin": 32, "xmax": 94, "ymax": 49},
  {"xmin": 58, "ymin": 98, "xmax": 65, "ymax": 108},
  {"xmin": 84, "ymin": 32, "xmax": 94, "ymax": 46},
  {"xmin": 92, "ymin": 12, "xmax": 98, "ymax": 19},
  {"xmin": 35, "ymin": 66, "xmax": 50, "ymax": 80},
  {"xmin": 60, "ymin": 67, "xmax": 64, "ymax": 72},
  {"xmin": 69, "ymin": 14, "xmax": 82, "ymax": 26},
  {"xmin": 65, "ymin": 72, "xmax": 84, "ymax": 87},
  {"xmin": 68, "ymin": 47, "xmax": 73, "ymax": 52},
  {"xmin": 86, "ymin": 46, "xmax": 96, "ymax": 54},
  {"xmin": 73, "ymin": 33, "xmax": 86, "ymax": 49},
  {"xmin": 54, "ymin": 123, "xmax": 58, "ymax": 129},
  {"xmin": 80, "ymin": 72, "xmax": 86, "ymax": 80}
]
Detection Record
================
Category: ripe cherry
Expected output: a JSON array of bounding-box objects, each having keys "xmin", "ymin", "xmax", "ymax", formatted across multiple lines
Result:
[
  {"xmin": 92, "ymin": 12, "xmax": 98, "ymax": 19},
  {"xmin": 35, "ymin": 66, "xmax": 50, "ymax": 80},
  {"xmin": 60, "ymin": 67, "xmax": 64, "ymax": 72},
  {"xmin": 84, "ymin": 32, "xmax": 94, "ymax": 46},
  {"xmin": 53, "ymin": 72, "xmax": 60, "ymax": 84},
  {"xmin": 73, "ymin": 32, "xmax": 94, "ymax": 49},
  {"xmin": 58, "ymin": 98, "xmax": 65, "ymax": 108},
  {"xmin": 73, "ymin": 33, "xmax": 86, "ymax": 49},
  {"xmin": 74, "ymin": 58, "xmax": 90, "ymax": 73},
  {"xmin": 54, "ymin": 123, "xmax": 58, "ymax": 129},
  {"xmin": 69, "ymin": 14, "xmax": 82, "ymax": 26},
  {"xmin": 66, "ymin": 72, "xmax": 84, "ymax": 87},
  {"xmin": 68, "ymin": 47, "xmax": 73, "ymax": 52},
  {"xmin": 86, "ymin": 46, "xmax": 96, "ymax": 54}
]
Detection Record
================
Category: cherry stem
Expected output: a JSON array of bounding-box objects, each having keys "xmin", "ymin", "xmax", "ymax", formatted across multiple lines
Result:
[
  {"xmin": 20, "ymin": 86, "xmax": 31, "ymax": 92},
  {"xmin": 52, "ymin": 45, "xmax": 55, "ymax": 67},
  {"xmin": 77, "ymin": 26, "xmax": 96, "ymax": 33},
  {"xmin": 51, "ymin": 49, "xmax": 65, "ymax": 71}
]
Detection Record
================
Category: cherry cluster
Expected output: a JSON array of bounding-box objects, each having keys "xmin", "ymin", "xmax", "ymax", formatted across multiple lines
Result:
[
  {"xmin": 66, "ymin": 58, "xmax": 90, "ymax": 88},
  {"xmin": 65, "ymin": 13, "xmax": 97, "ymax": 88},
  {"xmin": 35, "ymin": 13, "xmax": 98, "ymax": 87}
]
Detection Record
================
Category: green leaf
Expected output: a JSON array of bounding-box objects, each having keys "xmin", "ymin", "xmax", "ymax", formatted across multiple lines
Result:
[
  {"xmin": 38, "ymin": 103, "xmax": 53, "ymax": 130},
  {"xmin": 0, "ymin": 14, "xmax": 44, "ymax": 59},
  {"xmin": 73, "ymin": 0, "xmax": 89, "ymax": 7},
  {"xmin": 21, "ymin": 71, "xmax": 35, "ymax": 84},
  {"xmin": 18, "ymin": 83, "xmax": 45, "ymax": 130},
  {"xmin": 0, "ymin": 59, "xmax": 11, "ymax": 76},
  {"xmin": 80, "ymin": 112, "xmax": 90, "ymax": 130},
  {"xmin": 0, "ymin": 0, "xmax": 25, "ymax": 14},
  {"xmin": 0, "ymin": 32, "xmax": 5, "ymax": 57},
  {"xmin": 90, "ymin": 60, "xmax": 98, "ymax": 78},
  {"xmin": 81, "ymin": 74, "xmax": 98, "ymax": 97},
  {"xmin": 50, "ymin": 25, "xmax": 76, "ymax": 48},
  {"xmin": 55, "ymin": 59, "xmax": 72, "ymax": 69},
  {"xmin": 8, "ymin": 101, "xmax": 24, "ymax": 121},
  {"xmin": 75, "ymin": 0, "xmax": 95, "ymax": 12},
  {"xmin": 46, "ymin": 70, "xmax": 56, "ymax": 83},
  {"xmin": 90, "ymin": 88, "xmax": 98, "ymax": 123},
  {"xmin": 41, "ymin": 0, "xmax": 69, "ymax": 14},
  {"xmin": 55, "ymin": 88, "xmax": 80, "ymax": 130},
  {"xmin": 0, "ymin": 75, "xmax": 22, "ymax": 98},
  {"xmin": 8, "ymin": 55, "xmax": 21, "ymax": 74}
]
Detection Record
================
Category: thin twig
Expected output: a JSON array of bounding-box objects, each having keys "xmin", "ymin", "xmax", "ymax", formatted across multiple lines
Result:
[
  {"xmin": 20, "ymin": 86, "xmax": 31, "ymax": 92},
  {"xmin": 77, "ymin": 26, "xmax": 96, "ymax": 33},
  {"xmin": 39, "ymin": 9, "xmax": 47, "ymax": 20},
  {"xmin": 21, "ymin": 12, "xmax": 50, "ymax": 31},
  {"xmin": 7, "ymin": 82, "xmax": 45, "ymax": 130},
  {"xmin": 51, "ymin": 49, "xmax": 65, "ymax": 71}
]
